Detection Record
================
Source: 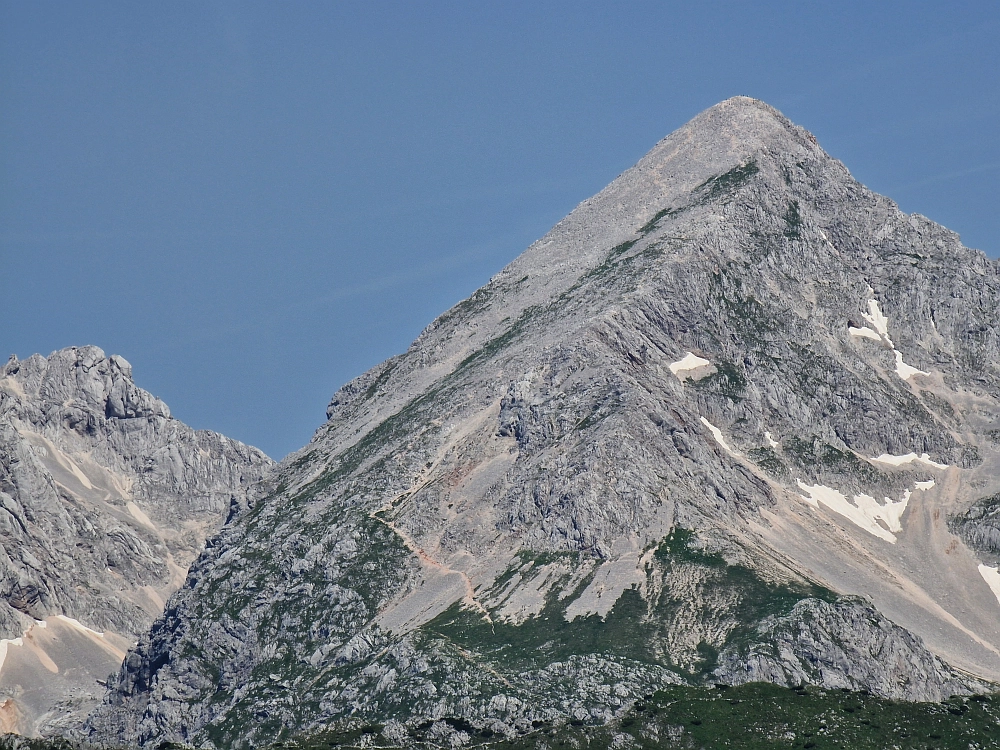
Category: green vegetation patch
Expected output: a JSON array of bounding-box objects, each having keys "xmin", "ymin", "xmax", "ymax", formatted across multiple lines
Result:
[
  {"xmin": 418, "ymin": 529, "xmax": 832, "ymax": 680},
  {"xmin": 692, "ymin": 359, "xmax": 747, "ymax": 400},
  {"xmin": 447, "ymin": 211, "xmax": 689, "ymax": 376},
  {"xmin": 748, "ymin": 446, "xmax": 789, "ymax": 479},
  {"xmin": 418, "ymin": 552, "xmax": 659, "ymax": 670},
  {"xmin": 781, "ymin": 436, "xmax": 888, "ymax": 486},
  {"xmin": 508, "ymin": 684, "xmax": 1000, "ymax": 750},
  {"xmin": 0, "ymin": 735, "xmax": 78, "ymax": 750},
  {"xmin": 362, "ymin": 362, "xmax": 398, "ymax": 402},
  {"xmin": 569, "ymin": 235, "xmax": 659, "ymax": 288},
  {"xmin": 272, "ymin": 683, "xmax": 1000, "ymax": 749},
  {"xmin": 432, "ymin": 284, "xmax": 498, "ymax": 330},
  {"xmin": 783, "ymin": 200, "xmax": 803, "ymax": 239},
  {"xmin": 453, "ymin": 304, "xmax": 546, "ymax": 373},
  {"xmin": 252, "ymin": 373, "xmax": 457, "ymax": 524},
  {"xmin": 695, "ymin": 160, "xmax": 760, "ymax": 203},
  {"xmin": 746, "ymin": 227, "xmax": 786, "ymax": 259},
  {"xmin": 638, "ymin": 207, "xmax": 682, "ymax": 236},
  {"xmin": 193, "ymin": 509, "xmax": 415, "ymax": 747},
  {"xmin": 707, "ymin": 263, "xmax": 780, "ymax": 342}
]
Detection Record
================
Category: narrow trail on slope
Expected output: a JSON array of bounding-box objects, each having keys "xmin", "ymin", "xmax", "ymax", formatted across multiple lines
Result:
[
  {"xmin": 371, "ymin": 504, "xmax": 493, "ymax": 622},
  {"xmin": 367, "ymin": 401, "xmax": 506, "ymax": 624}
]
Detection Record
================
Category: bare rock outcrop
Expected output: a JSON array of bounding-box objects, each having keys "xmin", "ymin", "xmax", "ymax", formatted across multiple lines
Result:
[
  {"xmin": 715, "ymin": 596, "xmax": 987, "ymax": 701},
  {"xmin": 87, "ymin": 98, "xmax": 1000, "ymax": 748},
  {"xmin": 0, "ymin": 346, "xmax": 272, "ymax": 735}
]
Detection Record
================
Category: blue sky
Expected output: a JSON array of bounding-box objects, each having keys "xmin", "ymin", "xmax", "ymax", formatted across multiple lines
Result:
[{"xmin": 2, "ymin": 1, "xmax": 998, "ymax": 459}]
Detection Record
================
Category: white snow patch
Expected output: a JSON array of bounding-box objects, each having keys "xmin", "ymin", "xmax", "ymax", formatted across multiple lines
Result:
[
  {"xmin": 796, "ymin": 480, "xmax": 909, "ymax": 543},
  {"xmin": 856, "ymin": 490, "xmax": 910, "ymax": 534},
  {"xmin": 979, "ymin": 565, "xmax": 1000, "ymax": 606},
  {"xmin": 764, "ymin": 431, "xmax": 780, "ymax": 448},
  {"xmin": 914, "ymin": 480, "xmax": 936, "ymax": 491},
  {"xmin": 872, "ymin": 453, "xmax": 948, "ymax": 470},
  {"xmin": 850, "ymin": 298, "xmax": 928, "ymax": 381},
  {"xmin": 894, "ymin": 350, "xmax": 928, "ymax": 380},
  {"xmin": 53, "ymin": 615, "xmax": 104, "ymax": 637},
  {"xmin": 862, "ymin": 300, "xmax": 892, "ymax": 343},
  {"xmin": 669, "ymin": 353, "xmax": 714, "ymax": 381},
  {"xmin": 700, "ymin": 417, "xmax": 737, "ymax": 455},
  {"xmin": 849, "ymin": 326, "xmax": 882, "ymax": 342}
]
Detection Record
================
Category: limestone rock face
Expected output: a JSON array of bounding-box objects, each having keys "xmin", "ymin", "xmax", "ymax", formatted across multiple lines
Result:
[
  {"xmin": 0, "ymin": 346, "xmax": 272, "ymax": 735},
  {"xmin": 714, "ymin": 596, "xmax": 989, "ymax": 701},
  {"xmin": 950, "ymin": 492, "xmax": 1000, "ymax": 559},
  {"xmin": 88, "ymin": 98, "xmax": 1000, "ymax": 748}
]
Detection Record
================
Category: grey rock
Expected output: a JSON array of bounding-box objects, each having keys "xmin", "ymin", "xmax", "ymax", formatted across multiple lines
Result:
[
  {"xmin": 949, "ymin": 492, "xmax": 1000, "ymax": 560},
  {"xmin": 88, "ymin": 98, "xmax": 1000, "ymax": 748},
  {"xmin": 715, "ymin": 596, "xmax": 987, "ymax": 701},
  {"xmin": 0, "ymin": 346, "xmax": 272, "ymax": 735}
]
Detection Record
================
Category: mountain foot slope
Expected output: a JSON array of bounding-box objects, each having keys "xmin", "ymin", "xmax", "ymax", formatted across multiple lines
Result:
[{"xmin": 86, "ymin": 98, "xmax": 1000, "ymax": 748}]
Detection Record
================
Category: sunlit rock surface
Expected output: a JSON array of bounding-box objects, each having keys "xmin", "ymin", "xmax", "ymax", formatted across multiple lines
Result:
[
  {"xmin": 87, "ymin": 98, "xmax": 1000, "ymax": 748},
  {"xmin": 0, "ymin": 347, "xmax": 272, "ymax": 735}
]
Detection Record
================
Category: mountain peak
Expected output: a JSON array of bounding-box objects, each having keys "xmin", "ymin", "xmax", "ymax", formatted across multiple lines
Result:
[
  {"xmin": 640, "ymin": 96, "xmax": 822, "ymax": 180},
  {"xmin": 88, "ymin": 101, "xmax": 1000, "ymax": 749},
  {"xmin": 476, "ymin": 99, "xmax": 834, "ymax": 322},
  {"xmin": 0, "ymin": 345, "xmax": 273, "ymax": 736},
  {"xmin": 701, "ymin": 94, "xmax": 788, "ymax": 124},
  {"xmin": 3, "ymin": 345, "xmax": 170, "ymax": 420}
]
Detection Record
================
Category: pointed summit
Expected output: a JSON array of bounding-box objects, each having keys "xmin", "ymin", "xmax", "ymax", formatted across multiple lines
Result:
[
  {"xmin": 633, "ymin": 96, "xmax": 824, "ymax": 188},
  {"xmin": 90, "ymin": 102, "xmax": 1000, "ymax": 749},
  {"xmin": 646, "ymin": 96, "xmax": 817, "ymax": 167},
  {"xmin": 679, "ymin": 96, "xmax": 817, "ymax": 151},
  {"xmin": 479, "ymin": 98, "xmax": 842, "ymax": 315}
]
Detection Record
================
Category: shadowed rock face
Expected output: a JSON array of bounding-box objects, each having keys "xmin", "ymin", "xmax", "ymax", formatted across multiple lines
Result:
[
  {"xmin": 87, "ymin": 98, "xmax": 1000, "ymax": 748},
  {"xmin": 950, "ymin": 492, "xmax": 1000, "ymax": 559},
  {"xmin": 0, "ymin": 346, "xmax": 273, "ymax": 735}
]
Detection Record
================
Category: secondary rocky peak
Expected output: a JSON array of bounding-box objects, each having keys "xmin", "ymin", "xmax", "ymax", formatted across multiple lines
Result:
[
  {"xmin": 2, "ymin": 346, "xmax": 170, "ymax": 422},
  {"xmin": 0, "ymin": 345, "xmax": 273, "ymax": 736}
]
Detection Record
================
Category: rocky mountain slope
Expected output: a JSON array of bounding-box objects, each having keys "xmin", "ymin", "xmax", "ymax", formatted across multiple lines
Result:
[
  {"xmin": 0, "ymin": 347, "xmax": 272, "ymax": 735},
  {"xmin": 87, "ymin": 98, "xmax": 1000, "ymax": 748}
]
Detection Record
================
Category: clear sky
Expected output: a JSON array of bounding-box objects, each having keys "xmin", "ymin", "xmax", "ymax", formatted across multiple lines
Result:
[{"xmin": 3, "ymin": 1, "xmax": 998, "ymax": 459}]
